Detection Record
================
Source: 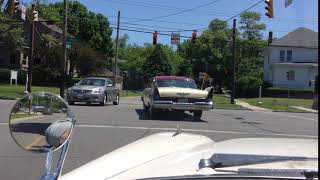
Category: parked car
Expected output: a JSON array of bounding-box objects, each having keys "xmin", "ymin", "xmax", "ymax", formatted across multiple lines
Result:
[
  {"xmin": 142, "ymin": 76, "xmax": 214, "ymax": 119},
  {"xmin": 67, "ymin": 77, "xmax": 119, "ymax": 106}
]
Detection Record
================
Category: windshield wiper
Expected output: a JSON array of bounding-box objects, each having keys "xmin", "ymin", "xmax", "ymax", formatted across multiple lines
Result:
[{"xmin": 199, "ymin": 153, "xmax": 317, "ymax": 169}]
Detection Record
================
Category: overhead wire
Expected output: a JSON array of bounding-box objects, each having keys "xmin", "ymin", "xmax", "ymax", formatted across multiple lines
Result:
[{"xmin": 126, "ymin": 0, "xmax": 222, "ymax": 23}]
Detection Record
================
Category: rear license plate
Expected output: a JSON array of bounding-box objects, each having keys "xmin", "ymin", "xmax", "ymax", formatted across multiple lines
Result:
[
  {"xmin": 77, "ymin": 94, "xmax": 84, "ymax": 99},
  {"xmin": 178, "ymin": 99, "xmax": 188, "ymax": 103}
]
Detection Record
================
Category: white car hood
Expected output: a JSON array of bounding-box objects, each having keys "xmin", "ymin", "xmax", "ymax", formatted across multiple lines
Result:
[{"xmin": 61, "ymin": 132, "xmax": 318, "ymax": 180}]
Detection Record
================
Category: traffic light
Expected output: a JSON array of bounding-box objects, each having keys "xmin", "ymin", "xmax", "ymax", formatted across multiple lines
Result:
[
  {"xmin": 13, "ymin": 0, "xmax": 19, "ymax": 13},
  {"xmin": 286, "ymin": 71, "xmax": 289, "ymax": 80},
  {"xmin": 32, "ymin": 10, "xmax": 38, "ymax": 22},
  {"xmin": 192, "ymin": 30, "xmax": 197, "ymax": 43},
  {"xmin": 153, "ymin": 31, "xmax": 158, "ymax": 45},
  {"xmin": 265, "ymin": 0, "xmax": 274, "ymax": 18}
]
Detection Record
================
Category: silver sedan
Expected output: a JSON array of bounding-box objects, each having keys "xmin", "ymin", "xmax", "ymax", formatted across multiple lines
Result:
[{"xmin": 67, "ymin": 77, "xmax": 119, "ymax": 106}]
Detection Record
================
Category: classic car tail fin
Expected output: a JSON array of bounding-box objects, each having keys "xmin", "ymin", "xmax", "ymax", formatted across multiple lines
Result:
[{"xmin": 206, "ymin": 87, "xmax": 214, "ymax": 100}]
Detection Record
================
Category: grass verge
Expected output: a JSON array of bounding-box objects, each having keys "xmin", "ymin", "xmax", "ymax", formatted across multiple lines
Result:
[
  {"xmin": 0, "ymin": 84, "xmax": 142, "ymax": 99},
  {"xmin": 0, "ymin": 84, "xmax": 60, "ymax": 99},
  {"xmin": 119, "ymin": 90, "xmax": 142, "ymax": 97},
  {"xmin": 240, "ymin": 97, "xmax": 313, "ymax": 112},
  {"xmin": 214, "ymin": 95, "xmax": 246, "ymax": 109}
]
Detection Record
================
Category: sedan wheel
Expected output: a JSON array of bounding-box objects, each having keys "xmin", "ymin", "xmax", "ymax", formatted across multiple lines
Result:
[
  {"xmin": 113, "ymin": 94, "xmax": 119, "ymax": 105},
  {"xmin": 68, "ymin": 101, "xmax": 74, "ymax": 105},
  {"xmin": 193, "ymin": 110, "xmax": 202, "ymax": 120},
  {"xmin": 100, "ymin": 95, "xmax": 107, "ymax": 106}
]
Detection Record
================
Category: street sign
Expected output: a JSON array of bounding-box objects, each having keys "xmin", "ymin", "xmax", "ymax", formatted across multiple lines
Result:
[
  {"xmin": 67, "ymin": 38, "xmax": 80, "ymax": 43},
  {"xmin": 171, "ymin": 32, "xmax": 180, "ymax": 45},
  {"xmin": 285, "ymin": 0, "xmax": 293, "ymax": 8},
  {"xmin": 10, "ymin": 70, "xmax": 18, "ymax": 85},
  {"xmin": 21, "ymin": 5, "xmax": 26, "ymax": 21}
]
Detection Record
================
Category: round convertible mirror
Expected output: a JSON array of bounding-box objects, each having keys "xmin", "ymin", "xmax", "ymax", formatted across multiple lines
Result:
[{"xmin": 9, "ymin": 92, "xmax": 75, "ymax": 153}]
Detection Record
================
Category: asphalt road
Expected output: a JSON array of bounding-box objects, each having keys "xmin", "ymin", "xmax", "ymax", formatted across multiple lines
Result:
[{"xmin": 0, "ymin": 97, "xmax": 318, "ymax": 180}]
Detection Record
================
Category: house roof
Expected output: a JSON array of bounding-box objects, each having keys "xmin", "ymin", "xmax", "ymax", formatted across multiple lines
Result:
[
  {"xmin": 38, "ymin": 18, "xmax": 75, "ymax": 38},
  {"xmin": 270, "ymin": 27, "xmax": 318, "ymax": 48}
]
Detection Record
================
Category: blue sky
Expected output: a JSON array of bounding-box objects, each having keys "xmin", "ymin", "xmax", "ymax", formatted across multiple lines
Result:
[{"xmin": 25, "ymin": 0, "xmax": 318, "ymax": 46}]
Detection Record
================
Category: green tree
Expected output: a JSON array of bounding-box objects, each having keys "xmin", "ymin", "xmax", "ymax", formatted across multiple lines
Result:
[
  {"xmin": 235, "ymin": 11, "xmax": 267, "ymax": 97},
  {"xmin": 239, "ymin": 11, "xmax": 266, "ymax": 40},
  {"xmin": 36, "ymin": 1, "xmax": 113, "ymax": 78},
  {"xmin": 142, "ymin": 44, "xmax": 172, "ymax": 82},
  {"xmin": 0, "ymin": 12, "xmax": 26, "ymax": 52}
]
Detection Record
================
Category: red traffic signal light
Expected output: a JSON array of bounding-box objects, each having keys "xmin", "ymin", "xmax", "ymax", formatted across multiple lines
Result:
[
  {"xmin": 192, "ymin": 30, "xmax": 197, "ymax": 43},
  {"xmin": 13, "ymin": 0, "xmax": 19, "ymax": 13},
  {"xmin": 153, "ymin": 31, "xmax": 158, "ymax": 45},
  {"xmin": 265, "ymin": 0, "xmax": 274, "ymax": 18}
]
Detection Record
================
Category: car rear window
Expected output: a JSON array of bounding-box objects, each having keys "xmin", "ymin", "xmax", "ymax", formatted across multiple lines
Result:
[
  {"xmin": 156, "ymin": 79, "xmax": 197, "ymax": 89},
  {"xmin": 78, "ymin": 79, "xmax": 106, "ymax": 86}
]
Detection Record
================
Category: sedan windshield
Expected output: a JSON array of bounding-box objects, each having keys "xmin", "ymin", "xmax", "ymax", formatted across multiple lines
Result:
[
  {"xmin": 78, "ymin": 79, "xmax": 105, "ymax": 86},
  {"xmin": 156, "ymin": 79, "xmax": 197, "ymax": 89}
]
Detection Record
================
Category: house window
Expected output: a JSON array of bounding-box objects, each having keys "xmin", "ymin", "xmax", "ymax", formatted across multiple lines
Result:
[
  {"xmin": 280, "ymin": 50, "xmax": 285, "ymax": 61},
  {"xmin": 286, "ymin": 70, "xmax": 295, "ymax": 81},
  {"xmin": 287, "ymin": 50, "xmax": 292, "ymax": 61}
]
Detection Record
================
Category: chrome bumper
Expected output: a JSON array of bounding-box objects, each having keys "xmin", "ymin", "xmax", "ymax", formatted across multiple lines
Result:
[{"xmin": 152, "ymin": 100, "xmax": 213, "ymax": 111}]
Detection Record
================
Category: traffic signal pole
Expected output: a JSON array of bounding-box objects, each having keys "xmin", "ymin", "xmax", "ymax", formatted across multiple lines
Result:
[
  {"xmin": 27, "ymin": 4, "xmax": 35, "ymax": 93},
  {"xmin": 231, "ymin": 19, "xmax": 236, "ymax": 104},
  {"xmin": 60, "ymin": 0, "xmax": 68, "ymax": 98},
  {"xmin": 114, "ymin": 11, "xmax": 120, "ymax": 86}
]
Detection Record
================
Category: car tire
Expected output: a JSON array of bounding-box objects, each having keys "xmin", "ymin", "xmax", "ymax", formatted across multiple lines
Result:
[
  {"xmin": 86, "ymin": 102, "xmax": 91, "ymax": 105},
  {"xmin": 68, "ymin": 101, "xmax": 74, "ymax": 105},
  {"xmin": 193, "ymin": 110, "xmax": 202, "ymax": 120},
  {"xmin": 113, "ymin": 94, "xmax": 119, "ymax": 105},
  {"xmin": 100, "ymin": 95, "xmax": 107, "ymax": 106}
]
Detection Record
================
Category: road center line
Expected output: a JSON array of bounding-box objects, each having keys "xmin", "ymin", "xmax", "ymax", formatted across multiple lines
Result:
[
  {"xmin": 76, "ymin": 124, "xmax": 318, "ymax": 138},
  {"xmin": 1, "ymin": 122, "xmax": 317, "ymax": 138}
]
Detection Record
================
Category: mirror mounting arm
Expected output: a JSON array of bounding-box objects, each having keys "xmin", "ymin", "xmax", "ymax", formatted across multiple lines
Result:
[{"xmin": 40, "ymin": 125, "xmax": 74, "ymax": 180}]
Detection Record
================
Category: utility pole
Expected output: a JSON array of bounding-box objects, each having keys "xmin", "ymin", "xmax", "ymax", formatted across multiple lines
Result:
[
  {"xmin": 27, "ymin": 4, "xmax": 35, "ymax": 93},
  {"xmin": 60, "ymin": 0, "xmax": 67, "ymax": 98},
  {"xmin": 231, "ymin": 19, "xmax": 236, "ymax": 104},
  {"xmin": 114, "ymin": 11, "xmax": 120, "ymax": 86}
]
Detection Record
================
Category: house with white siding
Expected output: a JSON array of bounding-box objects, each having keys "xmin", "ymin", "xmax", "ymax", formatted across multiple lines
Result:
[{"xmin": 263, "ymin": 27, "xmax": 318, "ymax": 90}]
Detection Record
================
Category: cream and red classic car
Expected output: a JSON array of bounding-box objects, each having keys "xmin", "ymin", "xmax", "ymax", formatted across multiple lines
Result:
[{"xmin": 142, "ymin": 76, "xmax": 214, "ymax": 119}]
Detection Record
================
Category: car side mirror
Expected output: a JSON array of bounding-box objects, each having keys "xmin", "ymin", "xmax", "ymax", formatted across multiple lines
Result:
[{"xmin": 106, "ymin": 84, "xmax": 113, "ymax": 87}]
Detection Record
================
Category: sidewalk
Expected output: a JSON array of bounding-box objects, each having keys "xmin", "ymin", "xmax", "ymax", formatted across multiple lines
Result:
[
  {"xmin": 235, "ymin": 99, "xmax": 269, "ymax": 111},
  {"xmin": 290, "ymin": 106, "xmax": 318, "ymax": 113}
]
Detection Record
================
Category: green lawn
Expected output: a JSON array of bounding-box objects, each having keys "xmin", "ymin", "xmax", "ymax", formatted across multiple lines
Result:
[
  {"xmin": 0, "ymin": 84, "xmax": 141, "ymax": 99},
  {"xmin": 119, "ymin": 90, "xmax": 142, "ymax": 97},
  {"xmin": 214, "ymin": 95, "xmax": 245, "ymax": 109},
  {"xmin": 0, "ymin": 84, "xmax": 60, "ymax": 99},
  {"xmin": 240, "ymin": 97, "xmax": 313, "ymax": 112}
]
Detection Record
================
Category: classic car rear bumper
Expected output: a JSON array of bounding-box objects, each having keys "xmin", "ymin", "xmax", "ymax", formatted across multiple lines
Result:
[{"xmin": 152, "ymin": 100, "xmax": 213, "ymax": 111}]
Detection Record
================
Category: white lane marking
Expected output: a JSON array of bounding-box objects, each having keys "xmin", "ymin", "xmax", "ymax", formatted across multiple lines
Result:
[
  {"xmin": 76, "ymin": 124, "xmax": 318, "ymax": 138},
  {"xmin": 257, "ymin": 111, "xmax": 318, "ymax": 122},
  {"xmin": 1, "ymin": 122, "xmax": 317, "ymax": 138}
]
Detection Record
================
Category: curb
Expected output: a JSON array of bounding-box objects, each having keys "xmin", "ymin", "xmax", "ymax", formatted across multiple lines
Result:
[
  {"xmin": 272, "ymin": 110, "xmax": 318, "ymax": 114},
  {"xmin": 0, "ymin": 97, "xmax": 19, "ymax": 100},
  {"xmin": 214, "ymin": 107, "xmax": 251, "ymax": 111}
]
